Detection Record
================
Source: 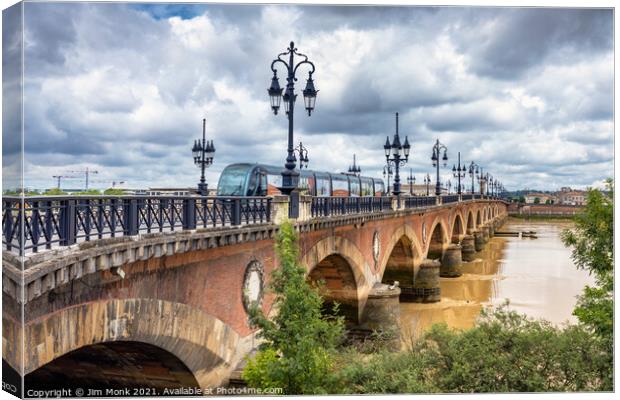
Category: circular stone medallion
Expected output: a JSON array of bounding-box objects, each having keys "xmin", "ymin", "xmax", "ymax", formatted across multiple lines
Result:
[
  {"xmin": 373, "ymin": 231, "xmax": 381, "ymax": 265},
  {"xmin": 242, "ymin": 260, "xmax": 264, "ymax": 313}
]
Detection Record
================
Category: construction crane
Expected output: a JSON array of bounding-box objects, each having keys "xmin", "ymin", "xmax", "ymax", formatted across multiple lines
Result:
[
  {"xmin": 67, "ymin": 167, "xmax": 99, "ymax": 190},
  {"xmin": 51, "ymin": 175, "xmax": 77, "ymax": 190}
]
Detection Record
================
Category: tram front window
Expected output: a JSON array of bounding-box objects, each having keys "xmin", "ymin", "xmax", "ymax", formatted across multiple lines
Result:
[{"xmin": 217, "ymin": 165, "xmax": 249, "ymax": 196}]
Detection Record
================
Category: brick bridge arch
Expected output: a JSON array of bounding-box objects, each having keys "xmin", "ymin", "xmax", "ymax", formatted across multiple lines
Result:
[
  {"xmin": 21, "ymin": 298, "xmax": 239, "ymax": 390},
  {"xmin": 450, "ymin": 212, "xmax": 466, "ymax": 243},
  {"xmin": 300, "ymin": 235, "xmax": 370, "ymax": 323}
]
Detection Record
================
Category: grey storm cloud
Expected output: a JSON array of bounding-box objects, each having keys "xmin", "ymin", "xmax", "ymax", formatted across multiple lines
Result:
[{"xmin": 3, "ymin": 2, "xmax": 613, "ymax": 191}]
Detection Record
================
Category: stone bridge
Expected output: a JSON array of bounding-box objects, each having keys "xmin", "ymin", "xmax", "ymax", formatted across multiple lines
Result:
[{"xmin": 2, "ymin": 195, "xmax": 507, "ymax": 391}]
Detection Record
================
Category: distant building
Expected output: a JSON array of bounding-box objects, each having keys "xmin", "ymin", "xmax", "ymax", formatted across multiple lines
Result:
[
  {"xmin": 524, "ymin": 192, "xmax": 557, "ymax": 204},
  {"xmin": 558, "ymin": 190, "xmax": 587, "ymax": 206}
]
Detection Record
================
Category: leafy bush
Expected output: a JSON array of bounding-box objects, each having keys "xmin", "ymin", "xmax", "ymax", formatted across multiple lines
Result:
[
  {"xmin": 335, "ymin": 304, "xmax": 609, "ymax": 393},
  {"xmin": 242, "ymin": 221, "xmax": 345, "ymax": 394}
]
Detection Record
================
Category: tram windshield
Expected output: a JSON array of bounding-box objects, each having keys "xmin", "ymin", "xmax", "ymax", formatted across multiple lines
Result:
[{"xmin": 217, "ymin": 164, "xmax": 251, "ymax": 196}]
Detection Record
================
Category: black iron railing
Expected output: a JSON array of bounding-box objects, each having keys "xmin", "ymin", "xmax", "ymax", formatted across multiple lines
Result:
[
  {"xmin": 403, "ymin": 196, "xmax": 436, "ymax": 209},
  {"xmin": 2, "ymin": 196, "xmax": 271, "ymax": 255},
  {"xmin": 442, "ymin": 195, "xmax": 459, "ymax": 204},
  {"xmin": 311, "ymin": 196, "xmax": 391, "ymax": 218}
]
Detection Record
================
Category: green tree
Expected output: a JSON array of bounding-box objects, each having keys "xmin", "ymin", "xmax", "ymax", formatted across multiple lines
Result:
[
  {"xmin": 103, "ymin": 188, "xmax": 126, "ymax": 195},
  {"xmin": 518, "ymin": 196, "xmax": 525, "ymax": 203},
  {"xmin": 561, "ymin": 179, "xmax": 613, "ymax": 389},
  {"xmin": 243, "ymin": 221, "xmax": 345, "ymax": 394},
  {"xmin": 42, "ymin": 188, "xmax": 67, "ymax": 195},
  {"xmin": 75, "ymin": 189, "xmax": 102, "ymax": 195},
  {"xmin": 534, "ymin": 197, "xmax": 540, "ymax": 204}
]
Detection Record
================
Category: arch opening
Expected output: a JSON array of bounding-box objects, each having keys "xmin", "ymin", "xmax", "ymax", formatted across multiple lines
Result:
[
  {"xmin": 451, "ymin": 215, "xmax": 464, "ymax": 243},
  {"xmin": 381, "ymin": 235, "xmax": 416, "ymax": 290},
  {"xmin": 427, "ymin": 223, "xmax": 445, "ymax": 260},
  {"xmin": 476, "ymin": 210, "xmax": 482, "ymax": 226},
  {"xmin": 467, "ymin": 211, "xmax": 475, "ymax": 233},
  {"xmin": 308, "ymin": 254, "xmax": 359, "ymax": 325},
  {"xmin": 25, "ymin": 341, "xmax": 200, "ymax": 392}
]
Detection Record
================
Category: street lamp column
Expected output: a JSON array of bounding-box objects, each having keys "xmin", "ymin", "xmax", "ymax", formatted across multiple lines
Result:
[
  {"xmin": 431, "ymin": 139, "xmax": 448, "ymax": 196},
  {"xmin": 407, "ymin": 168, "xmax": 416, "ymax": 195},
  {"xmin": 192, "ymin": 118, "xmax": 215, "ymax": 195},
  {"xmin": 468, "ymin": 161, "xmax": 479, "ymax": 195},
  {"xmin": 452, "ymin": 151, "xmax": 466, "ymax": 196},
  {"xmin": 384, "ymin": 112, "xmax": 411, "ymax": 199},
  {"xmin": 268, "ymin": 41, "xmax": 317, "ymax": 217}
]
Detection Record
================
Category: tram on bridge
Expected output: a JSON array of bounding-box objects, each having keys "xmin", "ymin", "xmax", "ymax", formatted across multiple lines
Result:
[{"xmin": 216, "ymin": 163, "xmax": 386, "ymax": 197}]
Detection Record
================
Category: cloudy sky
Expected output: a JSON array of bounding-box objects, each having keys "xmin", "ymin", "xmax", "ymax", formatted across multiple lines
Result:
[{"xmin": 2, "ymin": 2, "xmax": 614, "ymax": 191}]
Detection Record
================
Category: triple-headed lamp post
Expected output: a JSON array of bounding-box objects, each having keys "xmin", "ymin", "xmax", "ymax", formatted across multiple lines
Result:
[
  {"xmin": 348, "ymin": 154, "xmax": 361, "ymax": 176},
  {"xmin": 294, "ymin": 141, "xmax": 309, "ymax": 169},
  {"xmin": 424, "ymin": 173, "xmax": 431, "ymax": 196},
  {"xmin": 452, "ymin": 151, "xmax": 466, "ymax": 195},
  {"xmin": 468, "ymin": 161, "xmax": 479, "ymax": 194},
  {"xmin": 384, "ymin": 112, "xmax": 411, "ymax": 197},
  {"xmin": 383, "ymin": 165, "xmax": 393, "ymax": 192},
  {"xmin": 192, "ymin": 118, "xmax": 215, "ymax": 195},
  {"xmin": 268, "ymin": 41, "xmax": 318, "ymax": 216},
  {"xmin": 431, "ymin": 139, "xmax": 448, "ymax": 196},
  {"xmin": 407, "ymin": 169, "xmax": 415, "ymax": 195}
]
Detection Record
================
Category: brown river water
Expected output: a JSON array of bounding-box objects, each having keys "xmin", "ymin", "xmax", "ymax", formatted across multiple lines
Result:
[{"xmin": 400, "ymin": 219, "xmax": 595, "ymax": 342}]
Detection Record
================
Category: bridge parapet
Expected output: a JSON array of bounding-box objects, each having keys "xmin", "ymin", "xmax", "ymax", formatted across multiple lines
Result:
[{"xmin": 2, "ymin": 194, "xmax": 507, "ymax": 261}]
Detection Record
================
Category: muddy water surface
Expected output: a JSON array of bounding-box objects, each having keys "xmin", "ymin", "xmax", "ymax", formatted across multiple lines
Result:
[{"xmin": 400, "ymin": 219, "xmax": 595, "ymax": 342}]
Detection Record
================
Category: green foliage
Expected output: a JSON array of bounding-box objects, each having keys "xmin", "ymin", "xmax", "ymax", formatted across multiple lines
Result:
[
  {"xmin": 75, "ymin": 189, "xmax": 102, "ymax": 195},
  {"xmin": 518, "ymin": 195, "xmax": 525, "ymax": 203},
  {"xmin": 561, "ymin": 179, "xmax": 613, "ymax": 279},
  {"xmin": 560, "ymin": 180, "xmax": 613, "ymax": 389},
  {"xmin": 336, "ymin": 304, "xmax": 610, "ymax": 393},
  {"xmin": 242, "ymin": 221, "xmax": 345, "ymax": 394},
  {"xmin": 533, "ymin": 197, "xmax": 540, "ymax": 204},
  {"xmin": 103, "ymin": 188, "xmax": 126, "ymax": 195},
  {"xmin": 42, "ymin": 188, "xmax": 68, "ymax": 195}
]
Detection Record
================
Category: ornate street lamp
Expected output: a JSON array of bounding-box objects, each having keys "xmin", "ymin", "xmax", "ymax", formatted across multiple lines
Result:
[
  {"xmin": 424, "ymin": 173, "xmax": 431, "ymax": 196},
  {"xmin": 431, "ymin": 139, "xmax": 448, "ymax": 196},
  {"xmin": 384, "ymin": 112, "xmax": 411, "ymax": 197},
  {"xmin": 268, "ymin": 41, "xmax": 317, "ymax": 216},
  {"xmin": 192, "ymin": 118, "xmax": 215, "ymax": 195},
  {"xmin": 468, "ymin": 161, "xmax": 479, "ymax": 195},
  {"xmin": 383, "ymin": 164, "xmax": 393, "ymax": 192},
  {"xmin": 348, "ymin": 154, "xmax": 361, "ymax": 176},
  {"xmin": 407, "ymin": 169, "xmax": 416, "ymax": 195},
  {"xmin": 294, "ymin": 141, "xmax": 309, "ymax": 169},
  {"xmin": 447, "ymin": 179, "xmax": 452, "ymax": 194},
  {"xmin": 452, "ymin": 152, "xmax": 466, "ymax": 195}
]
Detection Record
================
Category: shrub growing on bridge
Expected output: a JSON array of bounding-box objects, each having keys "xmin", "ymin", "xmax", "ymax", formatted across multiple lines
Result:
[{"xmin": 243, "ymin": 221, "xmax": 345, "ymax": 394}]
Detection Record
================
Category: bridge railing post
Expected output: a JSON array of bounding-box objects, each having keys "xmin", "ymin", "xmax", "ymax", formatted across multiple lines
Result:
[
  {"xmin": 231, "ymin": 198, "xmax": 242, "ymax": 226},
  {"xmin": 59, "ymin": 199, "xmax": 77, "ymax": 246},
  {"xmin": 182, "ymin": 198, "xmax": 197, "ymax": 230},
  {"xmin": 123, "ymin": 198, "xmax": 139, "ymax": 236},
  {"xmin": 436, "ymin": 196, "xmax": 442, "ymax": 206}
]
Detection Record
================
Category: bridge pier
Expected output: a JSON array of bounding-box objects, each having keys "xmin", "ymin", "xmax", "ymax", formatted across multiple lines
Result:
[
  {"xmin": 411, "ymin": 259, "xmax": 441, "ymax": 303},
  {"xmin": 481, "ymin": 225, "xmax": 490, "ymax": 243},
  {"xmin": 440, "ymin": 244, "xmax": 463, "ymax": 277},
  {"xmin": 474, "ymin": 230, "xmax": 485, "ymax": 252},
  {"xmin": 359, "ymin": 283, "xmax": 401, "ymax": 349},
  {"xmin": 461, "ymin": 235, "xmax": 476, "ymax": 262}
]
